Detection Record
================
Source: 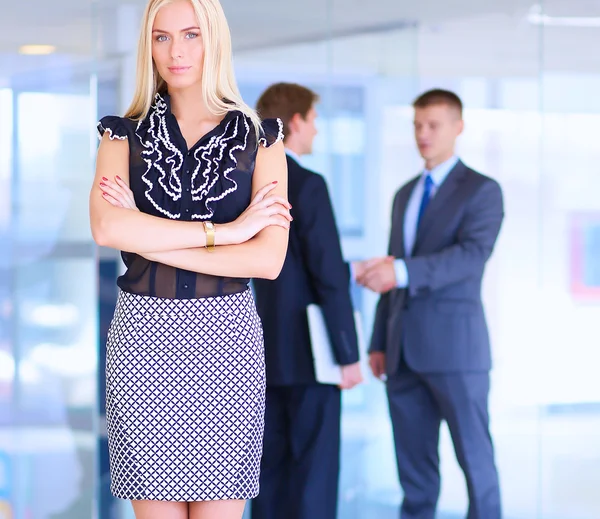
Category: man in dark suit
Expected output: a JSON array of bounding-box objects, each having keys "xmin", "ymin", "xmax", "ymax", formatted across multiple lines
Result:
[
  {"xmin": 357, "ymin": 89, "xmax": 504, "ymax": 519},
  {"xmin": 251, "ymin": 82, "xmax": 363, "ymax": 519}
]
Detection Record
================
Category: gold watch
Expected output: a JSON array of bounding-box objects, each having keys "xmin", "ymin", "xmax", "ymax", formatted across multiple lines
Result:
[{"xmin": 203, "ymin": 221, "xmax": 215, "ymax": 252}]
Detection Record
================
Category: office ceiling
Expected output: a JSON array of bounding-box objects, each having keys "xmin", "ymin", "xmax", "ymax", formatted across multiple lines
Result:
[{"xmin": 1, "ymin": 0, "xmax": 600, "ymax": 79}]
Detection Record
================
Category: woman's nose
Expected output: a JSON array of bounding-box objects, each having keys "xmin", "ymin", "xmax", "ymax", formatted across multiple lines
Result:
[{"xmin": 170, "ymin": 42, "xmax": 184, "ymax": 60}]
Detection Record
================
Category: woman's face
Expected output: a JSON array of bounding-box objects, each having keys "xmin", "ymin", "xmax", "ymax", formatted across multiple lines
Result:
[{"xmin": 152, "ymin": 0, "xmax": 205, "ymax": 91}]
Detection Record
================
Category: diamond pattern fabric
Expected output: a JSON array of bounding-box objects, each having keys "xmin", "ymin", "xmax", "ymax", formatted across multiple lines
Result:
[{"xmin": 105, "ymin": 289, "xmax": 266, "ymax": 501}]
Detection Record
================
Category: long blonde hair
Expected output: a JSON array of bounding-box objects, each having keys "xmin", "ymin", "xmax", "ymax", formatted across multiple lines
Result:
[{"xmin": 124, "ymin": 0, "xmax": 261, "ymax": 137}]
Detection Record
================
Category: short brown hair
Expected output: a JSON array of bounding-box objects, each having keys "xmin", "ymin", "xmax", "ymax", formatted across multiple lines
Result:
[
  {"xmin": 413, "ymin": 89, "xmax": 463, "ymax": 116},
  {"xmin": 256, "ymin": 83, "xmax": 319, "ymax": 139}
]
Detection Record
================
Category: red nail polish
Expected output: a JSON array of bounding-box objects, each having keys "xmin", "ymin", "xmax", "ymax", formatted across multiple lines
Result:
[
  {"xmin": 272, "ymin": 181, "xmax": 278, "ymax": 184},
  {"xmin": 100, "ymin": 182, "xmax": 106, "ymax": 187},
  {"xmin": 116, "ymin": 175, "xmax": 121, "ymax": 181},
  {"xmin": 102, "ymin": 192, "xmax": 108, "ymax": 197},
  {"xmin": 102, "ymin": 177, "xmax": 108, "ymax": 181}
]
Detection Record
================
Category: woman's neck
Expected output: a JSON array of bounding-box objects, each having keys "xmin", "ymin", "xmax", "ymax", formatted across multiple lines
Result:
[{"xmin": 168, "ymin": 85, "xmax": 215, "ymax": 123}]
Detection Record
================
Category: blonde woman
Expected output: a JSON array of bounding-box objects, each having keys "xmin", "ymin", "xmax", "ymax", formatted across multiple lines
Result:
[{"xmin": 89, "ymin": 0, "xmax": 290, "ymax": 517}]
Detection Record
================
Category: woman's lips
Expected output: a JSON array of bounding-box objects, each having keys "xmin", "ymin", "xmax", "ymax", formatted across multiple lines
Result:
[{"xmin": 168, "ymin": 66, "xmax": 191, "ymax": 74}]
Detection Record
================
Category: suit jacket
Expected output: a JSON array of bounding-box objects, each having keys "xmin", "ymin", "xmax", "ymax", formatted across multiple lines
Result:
[
  {"xmin": 369, "ymin": 160, "xmax": 504, "ymax": 375},
  {"xmin": 253, "ymin": 155, "xmax": 360, "ymax": 386}
]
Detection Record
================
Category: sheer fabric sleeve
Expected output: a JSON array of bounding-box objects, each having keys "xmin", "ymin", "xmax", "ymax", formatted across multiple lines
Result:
[
  {"xmin": 258, "ymin": 118, "xmax": 284, "ymax": 148},
  {"xmin": 97, "ymin": 115, "xmax": 129, "ymax": 141}
]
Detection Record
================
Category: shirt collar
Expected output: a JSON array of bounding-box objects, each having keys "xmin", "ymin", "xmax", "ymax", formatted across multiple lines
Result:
[
  {"xmin": 423, "ymin": 155, "xmax": 459, "ymax": 187},
  {"xmin": 153, "ymin": 91, "xmax": 172, "ymax": 115},
  {"xmin": 285, "ymin": 148, "xmax": 302, "ymax": 164}
]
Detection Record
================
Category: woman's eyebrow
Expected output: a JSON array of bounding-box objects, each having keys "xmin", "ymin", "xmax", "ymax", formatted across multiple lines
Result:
[{"xmin": 152, "ymin": 26, "xmax": 201, "ymax": 33}]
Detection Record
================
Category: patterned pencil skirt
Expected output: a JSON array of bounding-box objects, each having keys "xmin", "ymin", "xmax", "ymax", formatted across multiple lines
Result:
[{"xmin": 105, "ymin": 289, "xmax": 266, "ymax": 502}]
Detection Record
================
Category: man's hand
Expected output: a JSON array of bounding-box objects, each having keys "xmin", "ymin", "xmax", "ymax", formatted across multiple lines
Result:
[
  {"xmin": 369, "ymin": 352, "xmax": 387, "ymax": 381},
  {"xmin": 339, "ymin": 362, "xmax": 363, "ymax": 390},
  {"xmin": 356, "ymin": 256, "xmax": 396, "ymax": 294},
  {"xmin": 351, "ymin": 259, "xmax": 380, "ymax": 281},
  {"xmin": 352, "ymin": 256, "xmax": 392, "ymax": 284}
]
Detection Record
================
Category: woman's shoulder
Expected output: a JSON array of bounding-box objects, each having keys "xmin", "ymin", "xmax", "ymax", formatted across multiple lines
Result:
[
  {"xmin": 258, "ymin": 117, "xmax": 284, "ymax": 148},
  {"xmin": 97, "ymin": 115, "xmax": 137, "ymax": 141},
  {"xmin": 220, "ymin": 110, "xmax": 284, "ymax": 151},
  {"xmin": 234, "ymin": 112, "xmax": 283, "ymax": 147}
]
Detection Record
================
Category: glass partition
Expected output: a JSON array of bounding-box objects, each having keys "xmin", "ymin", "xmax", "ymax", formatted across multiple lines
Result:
[
  {"xmin": 2, "ymin": 0, "xmax": 599, "ymax": 517},
  {"xmin": 0, "ymin": 1, "xmax": 99, "ymax": 517}
]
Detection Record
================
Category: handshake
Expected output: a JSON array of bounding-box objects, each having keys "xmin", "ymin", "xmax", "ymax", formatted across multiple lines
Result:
[{"xmin": 352, "ymin": 255, "xmax": 398, "ymax": 294}]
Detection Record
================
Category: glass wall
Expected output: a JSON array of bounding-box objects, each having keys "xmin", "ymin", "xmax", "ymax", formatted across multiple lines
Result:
[
  {"xmin": 1, "ymin": 0, "xmax": 599, "ymax": 517},
  {"xmin": 0, "ymin": 0, "xmax": 99, "ymax": 518},
  {"xmin": 537, "ymin": 3, "xmax": 600, "ymax": 516},
  {"xmin": 228, "ymin": 1, "xmax": 600, "ymax": 518}
]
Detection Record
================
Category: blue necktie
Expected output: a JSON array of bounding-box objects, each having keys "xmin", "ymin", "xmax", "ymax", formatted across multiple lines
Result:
[{"xmin": 417, "ymin": 174, "xmax": 434, "ymax": 229}]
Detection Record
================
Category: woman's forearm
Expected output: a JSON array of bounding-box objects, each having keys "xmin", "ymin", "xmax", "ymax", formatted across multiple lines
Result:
[
  {"xmin": 90, "ymin": 204, "xmax": 238, "ymax": 253},
  {"xmin": 143, "ymin": 227, "xmax": 288, "ymax": 280}
]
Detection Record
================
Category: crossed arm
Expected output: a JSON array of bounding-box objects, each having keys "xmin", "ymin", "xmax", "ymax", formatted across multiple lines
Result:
[{"xmin": 90, "ymin": 133, "xmax": 291, "ymax": 280}]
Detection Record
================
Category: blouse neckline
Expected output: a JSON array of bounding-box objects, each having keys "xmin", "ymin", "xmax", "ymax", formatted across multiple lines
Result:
[{"xmin": 158, "ymin": 92, "xmax": 241, "ymax": 154}]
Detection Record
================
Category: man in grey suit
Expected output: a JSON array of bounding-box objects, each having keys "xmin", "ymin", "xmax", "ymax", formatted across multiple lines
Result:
[{"xmin": 357, "ymin": 89, "xmax": 504, "ymax": 519}]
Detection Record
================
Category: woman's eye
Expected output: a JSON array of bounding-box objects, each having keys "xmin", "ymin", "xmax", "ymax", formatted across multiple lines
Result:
[
  {"xmin": 186, "ymin": 32, "xmax": 199, "ymax": 39},
  {"xmin": 155, "ymin": 35, "xmax": 168, "ymax": 42}
]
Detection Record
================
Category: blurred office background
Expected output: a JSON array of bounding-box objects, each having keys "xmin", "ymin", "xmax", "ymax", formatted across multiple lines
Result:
[{"xmin": 1, "ymin": 0, "xmax": 600, "ymax": 517}]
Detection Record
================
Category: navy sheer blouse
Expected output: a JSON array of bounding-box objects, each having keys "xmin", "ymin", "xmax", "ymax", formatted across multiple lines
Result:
[{"xmin": 97, "ymin": 92, "xmax": 284, "ymax": 299}]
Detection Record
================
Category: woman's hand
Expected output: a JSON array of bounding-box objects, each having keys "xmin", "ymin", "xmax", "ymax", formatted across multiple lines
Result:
[
  {"xmin": 99, "ymin": 176, "xmax": 139, "ymax": 211},
  {"xmin": 221, "ymin": 181, "xmax": 292, "ymax": 245}
]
